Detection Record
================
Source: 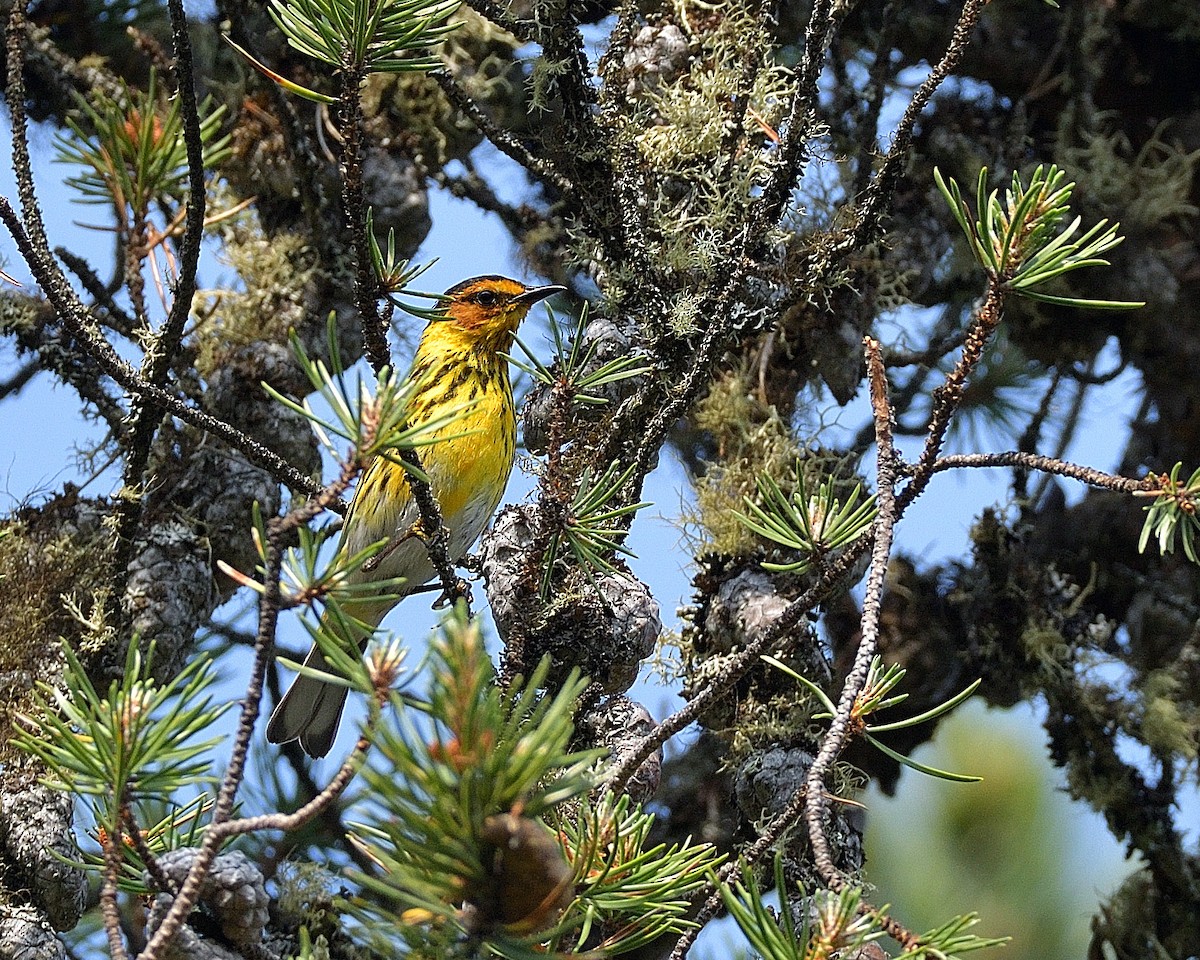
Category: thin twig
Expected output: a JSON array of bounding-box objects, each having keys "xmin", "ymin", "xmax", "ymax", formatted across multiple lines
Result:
[
  {"xmin": 161, "ymin": 0, "xmax": 207, "ymax": 365},
  {"xmin": 899, "ymin": 278, "xmax": 1006, "ymax": 509},
  {"xmin": 1038, "ymin": 370, "xmax": 1088, "ymax": 504},
  {"xmin": 5, "ymin": 0, "xmax": 49, "ymax": 253},
  {"xmin": 529, "ymin": 0, "xmax": 598, "ymax": 125},
  {"xmin": 1064, "ymin": 355, "xmax": 1127, "ymax": 385},
  {"xmin": 630, "ymin": 318, "xmax": 726, "ymax": 482},
  {"xmin": 804, "ymin": 338, "xmax": 898, "ymax": 888},
  {"xmin": 114, "ymin": 0, "xmax": 212, "ymax": 554},
  {"xmin": 23, "ymin": 21, "xmax": 124, "ymax": 102},
  {"xmin": 334, "ymin": 69, "xmax": 463, "ymax": 607},
  {"xmin": 217, "ymin": 0, "xmax": 339, "ymax": 269},
  {"xmin": 605, "ymin": 537, "xmax": 870, "ymax": 795},
  {"xmin": 851, "ymin": 3, "xmax": 897, "ymax": 200},
  {"xmin": 601, "ymin": 257, "xmax": 753, "ymax": 495},
  {"xmin": 1014, "ymin": 368, "xmax": 1062, "ymax": 501},
  {"xmin": 397, "ymin": 446, "xmax": 472, "ymax": 611},
  {"xmin": 99, "ymin": 828, "xmax": 131, "ymax": 960},
  {"xmin": 752, "ymin": 0, "xmax": 836, "ymax": 232},
  {"xmin": 919, "ymin": 451, "xmax": 1157, "ymax": 494},
  {"xmin": 6, "ymin": 309, "xmax": 129, "ymax": 432},
  {"xmin": 122, "ymin": 806, "xmax": 177, "ymax": 895},
  {"xmin": 849, "ymin": 0, "xmax": 987, "ymax": 250},
  {"xmin": 57, "ymin": 246, "xmax": 137, "ymax": 336},
  {"xmin": 140, "ymin": 468, "xmax": 361, "ymax": 959},
  {"xmin": 210, "ymin": 725, "xmax": 372, "ymax": 841},
  {"xmin": 432, "ymin": 70, "xmax": 579, "ymax": 201},
  {"xmin": 0, "ymin": 358, "xmax": 36, "ymax": 398},
  {"xmin": 595, "ymin": 0, "xmax": 640, "ymax": 99},
  {"xmin": 0, "ymin": 199, "xmax": 323, "ymax": 497},
  {"xmin": 662, "ymin": 344, "xmax": 926, "ymax": 960},
  {"xmin": 138, "ymin": 532, "xmax": 286, "ymax": 960},
  {"xmin": 667, "ymin": 788, "xmax": 810, "ymax": 960},
  {"xmin": 433, "ymin": 167, "xmax": 551, "ymax": 239},
  {"xmin": 272, "ymin": 732, "xmax": 380, "ymax": 875},
  {"xmin": 585, "ymin": 284, "xmax": 1014, "ymax": 796},
  {"xmin": 336, "ymin": 64, "xmax": 391, "ymax": 374},
  {"xmin": 883, "ymin": 323, "xmax": 971, "ymax": 368}
]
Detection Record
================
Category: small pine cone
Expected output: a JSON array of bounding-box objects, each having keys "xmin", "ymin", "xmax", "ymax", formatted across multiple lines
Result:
[
  {"xmin": 732, "ymin": 744, "xmax": 814, "ymax": 824},
  {"xmin": 698, "ymin": 568, "xmax": 831, "ymax": 687},
  {"xmin": 204, "ymin": 342, "xmax": 310, "ymax": 414},
  {"xmin": 623, "ymin": 23, "xmax": 690, "ymax": 97},
  {"xmin": 520, "ymin": 384, "xmax": 556, "ymax": 457},
  {"xmin": 0, "ymin": 901, "xmax": 67, "ymax": 960},
  {"xmin": 180, "ymin": 450, "xmax": 282, "ymax": 580},
  {"xmin": 146, "ymin": 849, "xmax": 271, "ymax": 956},
  {"xmin": 475, "ymin": 814, "xmax": 574, "ymax": 934},
  {"xmin": 205, "ymin": 344, "xmax": 322, "ymax": 472},
  {"xmin": 484, "ymin": 509, "xmax": 660, "ymax": 693},
  {"xmin": 534, "ymin": 570, "xmax": 661, "ymax": 694},
  {"xmin": 0, "ymin": 785, "xmax": 86, "ymax": 932},
  {"xmin": 361, "ymin": 148, "xmax": 432, "ymax": 248},
  {"xmin": 704, "ymin": 568, "xmax": 790, "ymax": 652},
  {"xmin": 124, "ymin": 521, "xmax": 216, "ymax": 678},
  {"xmin": 591, "ymin": 572, "xmax": 661, "ymax": 692},
  {"xmin": 577, "ymin": 695, "xmax": 661, "ymax": 803},
  {"xmin": 521, "ymin": 317, "xmax": 645, "ymax": 456},
  {"xmin": 571, "ymin": 317, "xmax": 643, "ymax": 407},
  {"xmin": 481, "ymin": 503, "xmax": 541, "ymax": 641}
]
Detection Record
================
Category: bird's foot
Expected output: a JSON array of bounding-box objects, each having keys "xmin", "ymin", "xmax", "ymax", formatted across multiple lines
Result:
[{"xmin": 433, "ymin": 577, "xmax": 473, "ymax": 609}]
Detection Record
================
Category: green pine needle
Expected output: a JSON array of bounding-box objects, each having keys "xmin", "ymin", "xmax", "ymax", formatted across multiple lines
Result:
[
  {"xmin": 934, "ymin": 164, "xmax": 1144, "ymax": 310},
  {"xmin": 1137, "ymin": 462, "xmax": 1200, "ymax": 564},
  {"xmin": 267, "ymin": 0, "xmax": 461, "ymax": 75},
  {"xmin": 12, "ymin": 641, "xmax": 228, "ymax": 839},
  {"xmin": 54, "ymin": 68, "xmax": 230, "ymax": 217},
  {"xmin": 345, "ymin": 608, "xmax": 600, "ymax": 946},
  {"xmin": 735, "ymin": 466, "xmax": 876, "ymax": 575},
  {"xmin": 508, "ymin": 302, "xmax": 652, "ymax": 406}
]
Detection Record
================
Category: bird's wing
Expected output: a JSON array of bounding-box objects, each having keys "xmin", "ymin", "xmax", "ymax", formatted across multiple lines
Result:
[
  {"xmin": 337, "ymin": 454, "xmax": 434, "ymax": 592},
  {"xmin": 339, "ymin": 454, "xmax": 417, "ymax": 551}
]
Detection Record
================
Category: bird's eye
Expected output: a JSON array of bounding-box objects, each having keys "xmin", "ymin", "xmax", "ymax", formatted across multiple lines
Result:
[{"xmin": 474, "ymin": 290, "xmax": 500, "ymax": 307}]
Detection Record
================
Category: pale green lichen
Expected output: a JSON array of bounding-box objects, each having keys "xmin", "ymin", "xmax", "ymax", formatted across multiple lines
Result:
[
  {"xmin": 363, "ymin": 9, "xmax": 523, "ymax": 167},
  {"xmin": 689, "ymin": 369, "xmax": 805, "ymax": 555},
  {"xmin": 667, "ymin": 290, "xmax": 704, "ymax": 337},
  {"xmin": 1060, "ymin": 121, "xmax": 1200, "ymax": 229},
  {"xmin": 0, "ymin": 507, "xmax": 114, "ymax": 783},
  {"xmin": 635, "ymin": 3, "xmax": 792, "ymax": 173},
  {"xmin": 0, "ymin": 291, "xmax": 42, "ymax": 336},
  {"xmin": 194, "ymin": 197, "xmax": 316, "ymax": 379},
  {"xmin": 593, "ymin": 0, "xmax": 799, "ymax": 310},
  {"xmin": 1136, "ymin": 670, "xmax": 1199, "ymax": 761}
]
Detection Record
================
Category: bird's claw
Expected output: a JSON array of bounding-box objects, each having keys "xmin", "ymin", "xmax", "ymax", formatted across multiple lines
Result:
[{"xmin": 433, "ymin": 578, "xmax": 472, "ymax": 610}]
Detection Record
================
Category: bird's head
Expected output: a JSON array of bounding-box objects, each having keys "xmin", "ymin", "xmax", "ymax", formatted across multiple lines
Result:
[{"xmin": 437, "ymin": 275, "xmax": 566, "ymax": 351}]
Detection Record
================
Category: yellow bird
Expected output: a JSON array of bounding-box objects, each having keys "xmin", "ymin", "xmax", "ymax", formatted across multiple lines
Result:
[{"xmin": 267, "ymin": 275, "xmax": 565, "ymax": 757}]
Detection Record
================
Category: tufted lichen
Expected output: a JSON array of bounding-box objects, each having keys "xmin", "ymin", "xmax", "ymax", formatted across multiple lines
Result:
[
  {"xmin": 0, "ymin": 499, "xmax": 115, "ymax": 781},
  {"xmin": 194, "ymin": 206, "xmax": 316, "ymax": 381}
]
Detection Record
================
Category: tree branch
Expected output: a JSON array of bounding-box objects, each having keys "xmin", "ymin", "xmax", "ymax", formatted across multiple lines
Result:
[
  {"xmin": 804, "ymin": 338, "xmax": 898, "ymax": 889},
  {"xmin": 848, "ymin": 0, "xmax": 987, "ymax": 249},
  {"xmin": 0, "ymin": 199, "xmax": 323, "ymax": 497},
  {"xmin": 432, "ymin": 70, "xmax": 580, "ymax": 202}
]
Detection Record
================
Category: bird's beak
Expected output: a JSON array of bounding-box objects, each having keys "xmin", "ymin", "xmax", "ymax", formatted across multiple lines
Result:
[{"xmin": 514, "ymin": 284, "xmax": 568, "ymax": 306}]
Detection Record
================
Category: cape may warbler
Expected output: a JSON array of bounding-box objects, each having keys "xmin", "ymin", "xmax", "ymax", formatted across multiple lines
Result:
[{"xmin": 267, "ymin": 275, "xmax": 565, "ymax": 757}]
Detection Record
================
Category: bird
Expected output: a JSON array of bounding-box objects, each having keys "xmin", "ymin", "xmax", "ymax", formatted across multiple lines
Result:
[{"xmin": 267, "ymin": 275, "xmax": 566, "ymax": 757}]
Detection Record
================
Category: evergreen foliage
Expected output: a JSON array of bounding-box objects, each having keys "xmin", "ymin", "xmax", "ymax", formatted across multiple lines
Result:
[{"xmin": 2, "ymin": 0, "xmax": 1198, "ymax": 955}]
